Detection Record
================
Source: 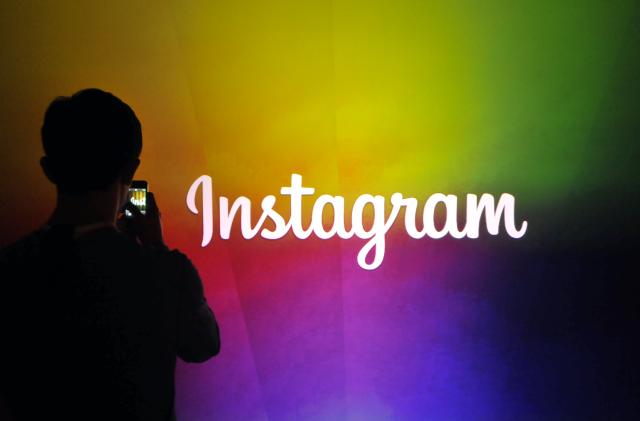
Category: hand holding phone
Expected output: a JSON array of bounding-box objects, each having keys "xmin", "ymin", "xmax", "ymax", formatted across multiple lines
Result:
[
  {"xmin": 118, "ymin": 180, "xmax": 165, "ymax": 248},
  {"xmin": 125, "ymin": 180, "xmax": 148, "ymax": 218}
]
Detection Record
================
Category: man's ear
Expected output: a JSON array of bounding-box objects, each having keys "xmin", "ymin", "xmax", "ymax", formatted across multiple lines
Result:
[
  {"xmin": 122, "ymin": 158, "xmax": 140, "ymax": 184},
  {"xmin": 40, "ymin": 156, "xmax": 57, "ymax": 184}
]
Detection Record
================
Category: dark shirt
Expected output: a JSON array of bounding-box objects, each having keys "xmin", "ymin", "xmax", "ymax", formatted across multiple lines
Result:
[{"xmin": 0, "ymin": 224, "xmax": 220, "ymax": 421}]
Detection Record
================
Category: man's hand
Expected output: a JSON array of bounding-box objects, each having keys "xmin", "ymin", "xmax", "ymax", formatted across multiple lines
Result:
[{"xmin": 117, "ymin": 191, "xmax": 166, "ymax": 248}]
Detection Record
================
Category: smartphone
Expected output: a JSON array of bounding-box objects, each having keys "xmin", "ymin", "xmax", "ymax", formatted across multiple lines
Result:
[{"xmin": 125, "ymin": 180, "xmax": 148, "ymax": 218}]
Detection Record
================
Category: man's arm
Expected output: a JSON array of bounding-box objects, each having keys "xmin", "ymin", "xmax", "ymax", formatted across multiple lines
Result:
[
  {"xmin": 120, "ymin": 192, "xmax": 220, "ymax": 361},
  {"xmin": 172, "ymin": 251, "xmax": 221, "ymax": 363}
]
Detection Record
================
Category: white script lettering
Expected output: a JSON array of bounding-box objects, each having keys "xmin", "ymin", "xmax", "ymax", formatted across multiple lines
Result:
[{"xmin": 186, "ymin": 174, "xmax": 528, "ymax": 270}]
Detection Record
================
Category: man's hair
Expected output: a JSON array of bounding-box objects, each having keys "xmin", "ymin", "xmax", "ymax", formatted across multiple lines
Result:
[{"xmin": 41, "ymin": 88, "xmax": 142, "ymax": 195}]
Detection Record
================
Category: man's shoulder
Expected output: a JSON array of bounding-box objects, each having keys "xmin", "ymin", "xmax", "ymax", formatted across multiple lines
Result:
[
  {"xmin": 0, "ymin": 229, "xmax": 47, "ymax": 265},
  {"xmin": 99, "ymin": 231, "xmax": 198, "ymax": 276},
  {"xmin": 0, "ymin": 226, "xmax": 199, "ymax": 275},
  {"xmin": 162, "ymin": 248, "xmax": 194, "ymax": 265},
  {"xmin": 151, "ymin": 247, "xmax": 198, "ymax": 275}
]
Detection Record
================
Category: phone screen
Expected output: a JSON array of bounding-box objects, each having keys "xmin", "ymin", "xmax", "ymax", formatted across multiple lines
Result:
[{"xmin": 125, "ymin": 181, "xmax": 147, "ymax": 217}]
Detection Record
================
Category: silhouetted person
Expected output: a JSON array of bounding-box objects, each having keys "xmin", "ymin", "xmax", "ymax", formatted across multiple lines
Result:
[{"xmin": 0, "ymin": 88, "xmax": 220, "ymax": 421}]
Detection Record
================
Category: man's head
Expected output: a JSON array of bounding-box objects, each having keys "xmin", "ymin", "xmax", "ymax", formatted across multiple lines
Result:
[{"xmin": 40, "ymin": 88, "xmax": 142, "ymax": 199}]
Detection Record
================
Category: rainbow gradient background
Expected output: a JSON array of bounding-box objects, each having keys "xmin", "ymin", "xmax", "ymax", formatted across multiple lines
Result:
[{"xmin": 1, "ymin": 1, "xmax": 638, "ymax": 419}]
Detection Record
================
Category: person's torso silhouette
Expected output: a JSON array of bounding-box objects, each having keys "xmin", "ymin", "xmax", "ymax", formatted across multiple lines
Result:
[{"xmin": 0, "ymin": 221, "xmax": 220, "ymax": 421}]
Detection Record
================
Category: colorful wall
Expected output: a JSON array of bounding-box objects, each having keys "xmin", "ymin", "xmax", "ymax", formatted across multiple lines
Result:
[{"xmin": 1, "ymin": 1, "xmax": 638, "ymax": 419}]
